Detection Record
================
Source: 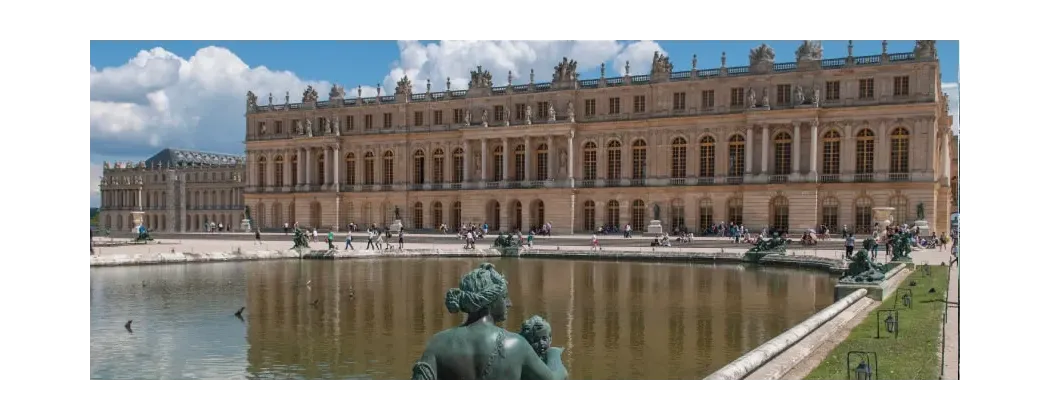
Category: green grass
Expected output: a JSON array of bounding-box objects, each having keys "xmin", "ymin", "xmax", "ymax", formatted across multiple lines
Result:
[{"xmin": 806, "ymin": 265, "xmax": 950, "ymax": 380}]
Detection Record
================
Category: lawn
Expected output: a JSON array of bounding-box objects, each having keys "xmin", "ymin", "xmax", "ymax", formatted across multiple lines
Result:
[{"xmin": 805, "ymin": 265, "xmax": 950, "ymax": 380}]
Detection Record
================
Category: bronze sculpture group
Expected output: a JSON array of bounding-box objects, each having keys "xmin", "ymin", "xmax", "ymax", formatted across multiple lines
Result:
[
  {"xmin": 744, "ymin": 233, "xmax": 789, "ymax": 259},
  {"xmin": 291, "ymin": 227, "xmax": 310, "ymax": 250},
  {"xmin": 411, "ymin": 263, "xmax": 567, "ymax": 380}
]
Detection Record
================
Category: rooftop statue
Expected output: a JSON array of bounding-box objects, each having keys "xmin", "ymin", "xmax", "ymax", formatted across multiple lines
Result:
[
  {"xmin": 395, "ymin": 75, "xmax": 413, "ymax": 95},
  {"xmin": 302, "ymin": 85, "xmax": 319, "ymax": 103},
  {"xmin": 469, "ymin": 66, "xmax": 494, "ymax": 89},
  {"xmin": 246, "ymin": 91, "xmax": 258, "ymax": 112},
  {"xmin": 795, "ymin": 40, "xmax": 823, "ymax": 62},
  {"xmin": 411, "ymin": 263, "xmax": 567, "ymax": 380},
  {"xmin": 552, "ymin": 57, "xmax": 579, "ymax": 83},
  {"xmin": 749, "ymin": 43, "xmax": 775, "ymax": 66},
  {"xmin": 650, "ymin": 51, "xmax": 673, "ymax": 75}
]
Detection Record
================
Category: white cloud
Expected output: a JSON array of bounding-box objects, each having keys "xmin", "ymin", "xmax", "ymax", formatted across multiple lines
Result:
[
  {"xmin": 941, "ymin": 82, "xmax": 960, "ymax": 136},
  {"xmin": 89, "ymin": 41, "xmax": 668, "ymax": 207},
  {"xmin": 90, "ymin": 163, "xmax": 103, "ymax": 207}
]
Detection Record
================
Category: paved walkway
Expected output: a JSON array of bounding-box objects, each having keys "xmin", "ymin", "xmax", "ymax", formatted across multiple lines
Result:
[{"xmin": 943, "ymin": 261, "xmax": 960, "ymax": 379}]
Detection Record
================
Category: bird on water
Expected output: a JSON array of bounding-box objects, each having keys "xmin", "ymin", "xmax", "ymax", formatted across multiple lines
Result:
[
  {"xmin": 235, "ymin": 307, "xmax": 245, "ymax": 317},
  {"xmin": 124, "ymin": 320, "xmax": 133, "ymax": 332},
  {"xmin": 310, "ymin": 299, "xmax": 320, "ymax": 307}
]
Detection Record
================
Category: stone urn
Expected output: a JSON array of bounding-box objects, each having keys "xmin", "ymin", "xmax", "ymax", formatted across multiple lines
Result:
[{"xmin": 872, "ymin": 207, "xmax": 895, "ymax": 236}]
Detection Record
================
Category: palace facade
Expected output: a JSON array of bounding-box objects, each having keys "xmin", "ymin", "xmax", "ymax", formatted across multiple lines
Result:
[
  {"xmin": 243, "ymin": 40, "xmax": 953, "ymax": 235},
  {"xmin": 97, "ymin": 148, "xmax": 246, "ymax": 232}
]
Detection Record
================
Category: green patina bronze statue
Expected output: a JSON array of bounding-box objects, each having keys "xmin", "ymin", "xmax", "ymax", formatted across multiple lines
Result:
[
  {"xmin": 890, "ymin": 230, "xmax": 913, "ymax": 261},
  {"xmin": 291, "ymin": 227, "xmax": 310, "ymax": 250},
  {"xmin": 492, "ymin": 232, "xmax": 520, "ymax": 249},
  {"xmin": 840, "ymin": 249, "xmax": 886, "ymax": 283},
  {"xmin": 745, "ymin": 233, "xmax": 789, "ymax": 257},
  {"xmin": 519, "ymin": 315, "xmax": 568, "ymax": 379},
  {"xmin": 411, "ymin": 263, "xmax": 567, "ymax": 380}
]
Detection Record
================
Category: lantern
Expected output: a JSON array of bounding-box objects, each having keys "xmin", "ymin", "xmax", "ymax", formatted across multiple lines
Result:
[
  {"xmin": 884, "ymin": 313, "xmax": 897, "ymax": 333},
  {"xmin": 854, "ymin": 361, "xmax": 872, "ymax": 380}
]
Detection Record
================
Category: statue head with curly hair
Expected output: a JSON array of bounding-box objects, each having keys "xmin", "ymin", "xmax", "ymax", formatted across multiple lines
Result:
[
  {"xmin": 520, "ymin": 315, "xmax": 553, "ymax": 360},
  {"xmin": 445, "ymin": 262, "xmax": 511, "ymax": 323}
]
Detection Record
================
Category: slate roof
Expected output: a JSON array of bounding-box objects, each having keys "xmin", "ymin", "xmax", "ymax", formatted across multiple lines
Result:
[{"xmin": 144, "ymin": 148, "xmax": 245, "ymax": 167}]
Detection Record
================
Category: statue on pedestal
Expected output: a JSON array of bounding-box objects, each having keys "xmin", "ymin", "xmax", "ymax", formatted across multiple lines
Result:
[
  {"xmin": 840, "ymin": 249, "xmax": 886, "ymax": 283},
  {"xmin": 411, "ymin": 263, "xmax": 567, "ymax": 380},
  {"xmin": 916, "ymin": 202, "xmax": 926, "ymax": 221},
  {"xmin": 394, "ymin": 206, "xmax": 401, "ymax": 220}
]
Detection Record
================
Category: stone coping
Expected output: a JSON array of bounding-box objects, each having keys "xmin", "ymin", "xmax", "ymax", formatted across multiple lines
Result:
[{"xmin": 90, "ymin": 247, "xmax": 849, "ymax": 274}]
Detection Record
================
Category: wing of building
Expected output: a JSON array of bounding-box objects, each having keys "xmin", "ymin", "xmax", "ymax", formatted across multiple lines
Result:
[
  {"xmin": 97, "ymin": 148, "xmax": 246, "ymax": 232},
  {"xmin": 242, "ymin": 40, "xmax": 952, "ymax": 236}
]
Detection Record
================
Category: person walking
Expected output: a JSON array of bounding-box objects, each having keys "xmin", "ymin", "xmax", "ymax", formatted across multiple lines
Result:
[
  {"xmin": 327, "ymin": 230, "xmax": 335, "ymax": 250},
  {"xmin": 366, "ymin": 229, "xmax": 377, "ymax": 250},
  {"xmin": 845, "ymin": 233, "xmax": 855, "ymax": 258},
  {"xmin": 254, "ymin": 228, "xmax": 262, "ymax": 245},
  {"xmin": 344, "ymin": 230, "xmax": 354, "ymax": 250},
  {"xmin": 398, "ymin": 228, "xmax": 405, "ymax": 250},
  {"xmin": 591, "ymin": 233, "xmax": 600, "ymax": 251}
]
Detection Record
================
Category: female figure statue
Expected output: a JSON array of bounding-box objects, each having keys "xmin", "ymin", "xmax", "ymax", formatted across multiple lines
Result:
[{"xmin": 411, "ymin": 263, "xmax": 567, "ymax": 380}]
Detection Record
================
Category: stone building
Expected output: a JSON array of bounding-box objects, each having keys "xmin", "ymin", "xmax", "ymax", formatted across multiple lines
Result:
[
  {"xmin": 243, "ymin": 40, "xmax": 953, "ymax": 235},
  {"xmin": 97, "ymin": 148, "xmax": 246, "ymax": 232}
]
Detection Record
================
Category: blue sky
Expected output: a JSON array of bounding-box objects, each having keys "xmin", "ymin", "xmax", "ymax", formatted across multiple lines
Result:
[{"xmin": 89, "ymin": 40, "xmax": 960, "ymax": 207}]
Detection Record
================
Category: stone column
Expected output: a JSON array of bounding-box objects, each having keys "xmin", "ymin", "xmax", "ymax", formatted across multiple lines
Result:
[
  {"xmin": 745, "ymin": 127, "xmax": 754, "ymax": 174},
  {"xmin": 283, "ymin": 151, "xmax": 293, "ymax": 187},
  {"xmin": 927, "ymin": 118, "xmax": 938, "ymax": 176},
  {"xmin": 179, "ymin": 177, "xmax": 187, "ymax": 232},
  {"xmin": 547, "ymin": 136, "xmax": 555, "ymax": 180},
  {"xmin": 524, "ymin": 136, "xmax": 532, "ymax": 181},
  {"xmin": 502, "ymin": 137, "xmax": 510, "ymax": 181},
  {"xmin": 137, "ymin": 187, "xmax": 143, "ymax": 211},
  {"xmin": 324, "ymin": 148, "xmax": 332, "ymax": 186},
  {"xmin": 334, "ymin": 145, "xmax": 341, "ymax": 191},
  {"xmin": 875, "ymin": 121, "xmax": 888, "ymax": 179},
  {"xmin": 464, "ymin": 140, "xmax": 472, "ymax": 183},
  {"xmin": 445, "ymin": 141, "xmax": 453, "ymax": 184},
  {"xmin": 760, "ymin": 125, "xmax": 770, "ymax": 174},
  {"xmin": 305, "ymin": 148, "xmax": 313, "ymax": 186},
  {"xmin": 792, "ymin": 122, "xmax": 801, "ymax": 175},
  {"xmin": 268, "ymin": 154, "xmax": 276, "ymax": 187},
  {"xmin": 481, "ymin": 138, "xmax": 489, "ymax": 182},
  {"xmin": 843, "ymin": 124, "xmax": 855, "ymax": 180},
  {"xmin": 568, "ymin": 130, "xmax": 575, "ymax": 187},
  {"xmin": 942, "ymin": 131, "xmax": 951, "ymax": 182},
  {"xmin": 809, "ymin": 119, "xmax": 819, "ymax": 178}
]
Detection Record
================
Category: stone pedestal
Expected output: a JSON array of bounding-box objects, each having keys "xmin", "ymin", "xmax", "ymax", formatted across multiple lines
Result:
[
  {"xmin": 645, "ymin": 220, "xmax": 664, "ymax": 236},
  {"xmin": 241, "ymin": 219, "xmax": 252, "ymax": 232},
  {"xmin": 130, "ymin": 211, "xmax": 145, "ymax": 233},
  {"xmin": 389, "ymin": 219, "xmax": 404, "ymax": 232},
  {"xmin": 913, "ymin": 219, "xmax": 931, "ymax": 237}
]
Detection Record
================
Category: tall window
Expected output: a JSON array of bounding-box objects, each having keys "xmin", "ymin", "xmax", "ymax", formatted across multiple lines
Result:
[
  {"xmin": 727, "ymin": 197, "xmax": 743, "ymax": 226},
  {"xmin": 365, "ymin": 114, "xmax": 374, "ymax": 130},
  {"xmin": 433, "ymin": 110, "xmax": 444, "ymax": 125},
  {"xmin": 631, "ymin": 200, "xmax": 646, "ymax": 230},
  {"xmin": 257, "ymin": 156, "xmax": 267, "ymax": 188},
  {"xmin": 608, "ymin": 97, "xmax": 620, "ymax": 114},
  {"xmin": 856, "ymin": 128, "xmax": 875, "ymax": 175},
  {"xmin": 859, "ymin": 78, "xmax": 874, "ymax": 99},
  {"xmin": 890, "ymin": 127, "xmax": 910, "ymax": 174},
  {"xmin": 452, "ymin": 148, "xmax": 464, "ymax": 183},
  {"xmin": 673, "ymin": 92, "xmax": 686, "ymax": 110},
  {"xmin": 537, "ymin": 144, "xmax": 549, "ymax": 180},
  {"xmin": 731, "ymin": 88, "xmax": 744, "ymax": 107},
  {"xmin": 414, "ymin": 111, "xmax": 423, "ymax": 127},
  {"xmin": 893, "ymin": 76, "xmax": 909, "ymax": 97},
  {"xmin": 413, "ymin": 202, "xmax": 423, "ymax": 229},
  {"xmin": 274, "ymin": 156, "xmax": 284, "ymax": 187},
  {"xmin": 821, "ymin": 196, "xmax": 839, "ymax": 232},
  {"xmin": 698, "ymin": 199, "xmax": 714, "ymax": 231},
  {"xmin": 346, "ymin": 115, "xmax": 354, "ymax": 131},
  {"xmin": 633, "ymin": 95, "xmax": 646, "ymax": 113},
  {"xmin": 452, "ymin": 201, "xmax": 462, "ymax": 229},
  {"xmin": 493, "ymin": 146, "xmax": 504, "ymax": 181},
  {"xmin": 364, "ymin": 151, "xmax": 375, "ymax": 185},
  {"xmin": 291, "ymin": 154, "xmax": 298, "ymax": 186},
  {"xmin": 698, "ymin": 136, "xmax": 715, "ymax": 178},
  {"xmin": 774, "ymin": 132, "xmax": 792, "ymax": 175},
  {"xmin": 537, "ymin": 102, "xmax": 550, "ymax": 119},
  {"xmin": 433, "ymin": 149, "xmax": 445, "ymax": 183},
  {"xmin": 727, "ymin": 134, "xmax": 745, "ymax": 177},
  {"xmin": 345, "ymin": 153, "xmax": 356, "ymax": 184},
  {"xmin": 855, "ymin": 196, "xmax": 873, "ymax": 234},
  {"xmin": 583, "ymin": 142, "xmax": 597, "ymax": 180},
  {"xmin": 631, "ymin": 139, "xmax": 647, "ymax": 179},
  {"xmin": 888, "ymin": 194, "xmax": 909, "ymax": 226},
  {"xmin": 701, "ymin": 90, "xmax": 714, "ymax": 110},
  {"xmin": 383, "ymin": 151, "xmax": 394, "ymax": 184},
  {"xmin": 607, "ymin": 140, "xmax": 622, "ymax": 179},
  {"xmin": 822, "ymin": 130, "xmax": 842, "ymax": 175},
  {"xmin": 606, "ymin": 200, "xmax": 620, "ymax": 228},
  {"xmin": 494, "ymin": 105, "xmax": 505, "ymax": 122},
  {"xmin": 776, "ymin": 84, "xmax": 791, "ymax": 105},
  {"xmin": 454, "ymin": 109, "xmax": 465, "ymax": 124},
  {"xmin": 514, "ymin": 144, "xmax": 526, "ymax": 181},
  {"xmin": 583, "ymin": 200, "xmax": 596, "ymax": 232},
  {"xmin": 515, "ymin": 104, "xmax": 526, "ymax": 121},
  {"xmin": 671, "ymin": 138, "xmax": 687, "ymax": 178},
  {"xmin": 670, "ymin": 199, "xmax": 685, "ymax": 231},
  {"xmin": 275, "ymin": 121, "xmax": 283, "ymax": 134},
  {"xmin": 825, "ymin": 81, "xmax": 840, "ymax": 101},
  {"xmin": 432, "ymin": 202, "xmax": 443, "ymax": 229},
  {"xmin": 585, "ymin": 99, "xmax": 596, "ymax": 116},
  {"xmin": 316, "ymin": 152, "xmax": 325, "ymax": 185},
  {"xmin": 383, "ymin": 113, "xmax": 392, "ymax": 129},
  {"xmin": 413, "ymin": 150, "xmax": 426, "ymax": 184},
  {"xmin": 770, "ymin": 195, "xmax": 789, "ymax": 232}
]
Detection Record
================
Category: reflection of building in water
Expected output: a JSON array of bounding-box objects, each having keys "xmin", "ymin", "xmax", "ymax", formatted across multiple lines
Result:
[{"xmin": 244, "ymin": 259, "xmax": 831, "ymax": 379}]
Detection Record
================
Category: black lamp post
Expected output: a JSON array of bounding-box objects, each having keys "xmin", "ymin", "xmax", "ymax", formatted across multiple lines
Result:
[
  {"xmin": 895, "ymin": 288, "xmax": 913, "ymax": 309},
  {"xmin": 884, "ymin": 313, "xmax": 897, "ymax": 333},
  {"xmin": 876, "ymin": 309, "xmax": 900, "ymax": 339},
  {"xmin": 846, "ymin": 351, "xmax": 878, "ymax": 380}
]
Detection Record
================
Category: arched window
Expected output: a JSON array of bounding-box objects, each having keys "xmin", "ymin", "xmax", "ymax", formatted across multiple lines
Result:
[
  {"xmin": 606, "ymin": 140, "xmax": 622, "ymax": 180},
  {"xmin": 452, "ymin": 148, "xmax": 464, "ymax": 183},
  {"xmin": 727, "ymin": 196, "xmax": 743, "ymax": 226},
  {"xmin": 452, "ymin": 201, "xmax": 462, "ymax": 229},
  {"xmin": 698, "ymin": 135, "xmax": 716, "ymax": 178},
  {"xmin": 698, "ymin": 198, "xmax": 714, "ymax": 231},
  {"xmin": 432, "ymin": 149, "xmax": 445, "ymax": 184},
  {"xmin": 855, "ymin": 196, "xmax": 873, "ymax": 234},
  {"xmin": 631, "ymin": 199, "xmax": 646, "ymax": 229},
  {"xmin": 364, "ymin": 152, "xmax": 375, "ymax": 185},
  {"xmin": 274, "ymin": 155, "xmax": 285, "ymax": 187},
  {"xmin": 536, "ymin": 144, "xmax": 549, "ymax": 180},
  {"xmin": 345, "ymin": 152, "xmax": 356, "ymax": 185},
  {"xmin": 631, "ymin": 140, "xmax": 647, "ymax": 180},
  {"xmin": 413, "ymin": 149, "xmax": 426, "ymax": 185},
  {"xmin": 432, "ymin": 202, "xmax": 443, "ymax": 229},
  {"xmin": 671, "ymin": 138, "xmax": 687, "ymax": 179},
  {"xmin": 670, "ymin": 198, "xmax": 685, "ymax": 231},
  {"xmin": 606, "ymin": 200, "xmax": 620, "ymax": 228},
  {"xmin": 582, "ymin": 142, "xmax": 597, "ymax": 180},
  {"xmin": 770, "ymin": 195, "xmax": 789, "ymax": 233},
  {"xmin": 890, "ymin": 127, "xmax": 910, "ymax": 174},
  {"xmin": 513, "ymin": 201, "xmax": 523, "ymax": 231},
  {"xmin": 820, "ymin": 196, "xmax": 839, "ymax": 232},
  {"xmin": 491, "ymin": 201, "xmax": 501, "ymax": 231},
  {"xmin": 855, "ymin": 129, "xmax": 875, "ymax": 176},
  {"xmin": 727, "ymin": 134, "xmax": 745, "ymax": 178},
  {"xmin": 822, "ymin": 130, "xmax": 841, "ymax": 175},
  {"xmin": 493, "ymin": 146, "xmax": 504, "ymax": 181},
  {"xmin": 514, "ymin": 144, "xmax": 526, "ymax": 181},
  {"xmin": 257, "ymin": 156, "xmax": 267, "ymax": 188},
  {"xmin": 583, "ymin": 200, "xmax": 596, "ymax": 232},
  {"xmin": 413, "ymin": 202, "xmax": 424, "ymax": 229},
  {"xmin": 888, "ymin": 194, "xmax": 909, "ymax": 225},
  {"xmin": 773, "ymin": 132, "xmax": 792, "ymax": 175},
  {"xmin": 383, "ymin": 151, "xmax": 394, "ymax": 184},
  {"xmin": 291, "ymin": 154, "xmax": 299, "ymax": 186}
]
